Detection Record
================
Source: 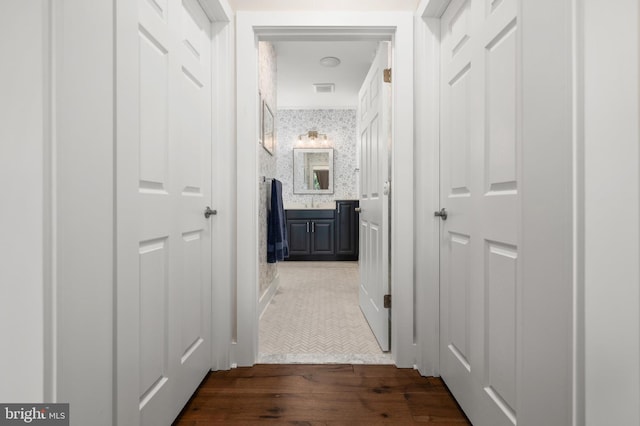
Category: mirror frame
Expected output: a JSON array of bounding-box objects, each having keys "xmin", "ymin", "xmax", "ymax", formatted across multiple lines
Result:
[{"xmin": 293, "ymin": 148, "xmax": 334, "ymax": 194}]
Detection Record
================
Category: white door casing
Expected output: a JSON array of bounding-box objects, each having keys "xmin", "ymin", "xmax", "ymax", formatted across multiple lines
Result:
[
  {"xmin": 116, "ymin": 0, "xmax": 213, "ymax": 424},
  {"xmin": 358, "ymin": 42, "xmax": 392, "ymax": 351},
  {"xmin": 439, "ymin": 0, "xmax": 519, "ymax": 425},
  {"xmin": 235, "ymin": 11, "xmax": 414, "ymax": 368}
]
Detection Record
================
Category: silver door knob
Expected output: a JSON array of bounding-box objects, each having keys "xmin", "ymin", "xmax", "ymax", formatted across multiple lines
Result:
[
  {"xmin": 354, "ymin": 207, "xmax": 362, "ymax": 213},
  {"xmin": 204, "ymin": 206, "xmax": 217, "ymax": 218},
  {"xmin": 434, "ymin": 208, "xmax": 447, "ymax": 220}
]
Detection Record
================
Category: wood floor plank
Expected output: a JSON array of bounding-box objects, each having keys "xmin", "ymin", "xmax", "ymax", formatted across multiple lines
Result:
[
  {"xmin": 179, "ymin": 392, "xmax": 413, "ymax": 422},
  {"xmin": 199, "ymin": 375, "xmax": 436, "ymax": 395},
  {"xmin": 352, "ymin": 365, "xmax": 423, "ymax": 378},
  {"xmin": 173, "ymin": 365, "xmax": 470, "ymax": 425},
  {"xmin": 405, "ymin": 392, "xmax": 471, "ymax": 424},
  {"xmin": 208, "ymin": 364, "xmax": 356, "ymax": 379}
]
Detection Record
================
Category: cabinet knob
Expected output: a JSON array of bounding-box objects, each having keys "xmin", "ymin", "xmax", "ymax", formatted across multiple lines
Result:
[{"xmin": 354, "ymin": 207, "xmax": 362, "ymax": 213}]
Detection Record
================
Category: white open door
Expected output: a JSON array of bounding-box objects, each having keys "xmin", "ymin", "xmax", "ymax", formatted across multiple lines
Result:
[
  {"xmin": 358, "ymin": 42, "xmax": 391, "ymax": 352},
  {"xmin": 117, "ymin": 0, "xmax": 214, "ymax": 424},
  {"xmin": 439, "ymin": 0, "xmax": 519, "ymax": 425}
]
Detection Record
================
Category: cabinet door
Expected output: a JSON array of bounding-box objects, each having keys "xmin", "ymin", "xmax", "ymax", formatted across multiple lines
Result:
[
  {"xmin": 287, "ymin": 220, "xmax": 311, "ymax": 255},
  {"xmin": 336, "ymin": 201, "xmax": 358, "ymax": 256},
  {"xmin": 310, "ymin": 220, "xmax": 335, "ymax": 255}
]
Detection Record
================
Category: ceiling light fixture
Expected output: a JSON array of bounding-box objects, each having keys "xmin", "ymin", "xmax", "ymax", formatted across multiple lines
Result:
[{"xmin": 319, "ymin": 56, "xmax": 341, "ymax": 67}]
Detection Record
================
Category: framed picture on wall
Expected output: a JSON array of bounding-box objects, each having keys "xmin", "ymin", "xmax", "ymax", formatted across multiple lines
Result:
[
  {"xmin": 258, "ymin": 91, "xmax": 263, "ymax": 146},
  {"xmin": 262, "ymin": 100, "xmax": 274, "ymax": 156}
]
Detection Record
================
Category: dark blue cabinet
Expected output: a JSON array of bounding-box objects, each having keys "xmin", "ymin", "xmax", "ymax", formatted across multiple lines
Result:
[
  {"xmin": 285, "ymin": 200, "xmax": 359, "ymax": 261},
  {"xmin": 335, "ymin": 200, "xmax": 359, "ymax": 257}
]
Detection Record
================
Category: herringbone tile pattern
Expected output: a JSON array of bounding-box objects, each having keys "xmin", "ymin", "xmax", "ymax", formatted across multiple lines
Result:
[{"xmin": 259, "ymin": 262, "xmax": 387, "ymax": 362}]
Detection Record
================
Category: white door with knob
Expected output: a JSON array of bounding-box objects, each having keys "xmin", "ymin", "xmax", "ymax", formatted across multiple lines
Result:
[
  {"xmin": 116, "ymin": 0, "xmax": 214, "ymax": 424},
  {"xmin": 439, "ymin": 0, "xmax": 519, "ymax": 424},
  {"xmin": 358, "ymin": 42, "xmax": 391, "ymax": 351}
]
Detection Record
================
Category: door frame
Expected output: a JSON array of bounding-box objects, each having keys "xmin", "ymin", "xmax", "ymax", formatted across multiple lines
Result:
[
  {"xmin": 581, "ymin": 0, "xmax": 640, "ymax": 423},
  {"xmin": 414, "ymin": 0, "xmax": 445, "ymax": 378},
  {"xmin": 415, "ymin": 0, "xmax": 576, "ymax": 424},
  {"xmin": 235, "ymin": 11, "xmax": 415, "ymax": 367}
]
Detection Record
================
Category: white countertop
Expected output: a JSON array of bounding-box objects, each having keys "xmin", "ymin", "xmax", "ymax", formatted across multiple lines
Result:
[{"xmin": 284, "ymin": 201, "xmax": 336, "ymax": 210}]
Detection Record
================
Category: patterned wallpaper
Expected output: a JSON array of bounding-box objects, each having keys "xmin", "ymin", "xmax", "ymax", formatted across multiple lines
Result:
[
  {"xmin": 276, "ymin": 109, "xmax": 359, "ymax": 205},
  {"xmin": 258, "ymin": 41, "xmax": 277, "ymax": 297},
  {"xmin": 258, "ymin": 63, "xmax": 358, "ymax": 296}
]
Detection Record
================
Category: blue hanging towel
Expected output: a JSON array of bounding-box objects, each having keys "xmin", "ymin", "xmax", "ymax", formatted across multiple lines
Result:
[{"xmin": 267, "ymin": 179, "xmax": 289, "ymax": 263}]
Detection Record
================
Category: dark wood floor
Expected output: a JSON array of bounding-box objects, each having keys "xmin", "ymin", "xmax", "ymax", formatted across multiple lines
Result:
[{"xmin": 173, "ymin": 364, "xmax": 470, "ymax": 425}]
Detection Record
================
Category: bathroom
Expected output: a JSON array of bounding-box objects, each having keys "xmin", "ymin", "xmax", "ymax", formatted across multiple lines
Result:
[{"xmin": 257, "ymin": 40, "xmax": 389, "ymax": 363}]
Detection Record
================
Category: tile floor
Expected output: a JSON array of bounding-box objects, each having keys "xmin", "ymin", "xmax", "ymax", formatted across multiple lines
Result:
[{"xmin": 258, "ymin": 261, "xmax": 393, "ymax": 364}]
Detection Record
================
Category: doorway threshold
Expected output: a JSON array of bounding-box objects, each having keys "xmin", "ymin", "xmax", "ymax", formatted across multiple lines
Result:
[{"xmin": 258, "ymin": 353, "xmax": 393, "ymax": 364}]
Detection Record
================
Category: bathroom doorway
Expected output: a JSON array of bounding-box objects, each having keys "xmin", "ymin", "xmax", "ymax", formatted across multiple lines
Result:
[
  {"xmin": 257, "ymin": 39, "xmax": 391, "ymax": 363},
  {"xmin": 235, "ymin": 12, "xmax": 415, "ymax": 368}
]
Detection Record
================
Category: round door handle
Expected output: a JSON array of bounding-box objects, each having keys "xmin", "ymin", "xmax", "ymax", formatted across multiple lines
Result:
[
  {"xmin": 204, "ymin": 206, "xmax": 217, "ymax": 218},
  {"xmin": 434, "ymin": 208, "xmax": 447, "ymax": 220},
  {"xmin": 354, "ymin": 207, "xmax": 362, "ymax": 213}
]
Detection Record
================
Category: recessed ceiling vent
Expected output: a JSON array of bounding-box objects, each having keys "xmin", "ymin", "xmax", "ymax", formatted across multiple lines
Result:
[{"xmin": 313, "ymin": 83, "xmax": 335, "ymax": 94}]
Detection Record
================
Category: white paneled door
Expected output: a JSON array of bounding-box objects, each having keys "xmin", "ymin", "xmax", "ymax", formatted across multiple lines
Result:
[
  {"xmin": 439, "ymin": 0, "xmax": 519, "ymax": 425},
  {"xmin": 358, "ymin": 42, "xmax": 391, "ymax": 351},
  {"xmin": 117, "ymin": 0, "xmax": 213, "ymax": 425}
]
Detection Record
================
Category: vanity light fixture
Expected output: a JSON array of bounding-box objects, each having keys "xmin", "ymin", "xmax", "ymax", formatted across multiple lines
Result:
[{"xmin": 297, "ymin": 130, "xmax": 330, "ymax": 146}]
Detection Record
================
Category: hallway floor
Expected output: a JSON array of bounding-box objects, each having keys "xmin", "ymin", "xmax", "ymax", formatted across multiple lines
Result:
[
  {"xmin": 259, "ymin": 261, "xmax": 391, "ymax": 364},
  {"xmin": 173, "ymin": 364, "xmax": 470, "ymax": 424}
]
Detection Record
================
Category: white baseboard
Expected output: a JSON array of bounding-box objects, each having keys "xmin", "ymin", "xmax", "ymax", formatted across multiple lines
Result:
[{"xmin": 258, "ymin": 272, "xmax": 280, "ymax": 319}]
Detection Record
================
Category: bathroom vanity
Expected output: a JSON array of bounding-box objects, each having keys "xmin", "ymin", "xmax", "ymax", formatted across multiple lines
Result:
[{"xmin": 285, "ymin": 200, "xmax": 359, "ymax": 261}]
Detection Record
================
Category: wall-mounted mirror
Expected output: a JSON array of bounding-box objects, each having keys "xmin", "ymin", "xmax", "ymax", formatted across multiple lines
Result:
[{"xmin": 293, "ymin": 148, "xmax": 334, "ymax": 194}]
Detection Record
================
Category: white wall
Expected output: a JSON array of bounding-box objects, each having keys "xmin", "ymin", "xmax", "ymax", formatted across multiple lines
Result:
[
  {"xmin": 55, "ymin": 0, "xmax": 115, "ymax": 424},
  {"xmin": 583, "ymin": 0, "xmax": 640, "ymax": 424},
  {"xmin": 0, "ymin": 0, "xmax": 47, "ymax": 402}
]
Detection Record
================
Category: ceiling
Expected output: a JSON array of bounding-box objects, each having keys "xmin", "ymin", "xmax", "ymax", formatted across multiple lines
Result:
[
  {"xmin": 228, "ymin": 0, "xmax": 420, "ymax": 11},
  {"xmin": 228, "ymin": 0, "xmax": 419, "ymax": 109},
  {"xmin": 275, "ymin": 40, "xmax": 379, "ymax": 109}
]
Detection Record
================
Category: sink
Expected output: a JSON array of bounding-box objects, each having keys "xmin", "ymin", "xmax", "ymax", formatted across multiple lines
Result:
[{"xmin": 285, "ymin": 201, "xmax": 336, "ymax": 210}]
